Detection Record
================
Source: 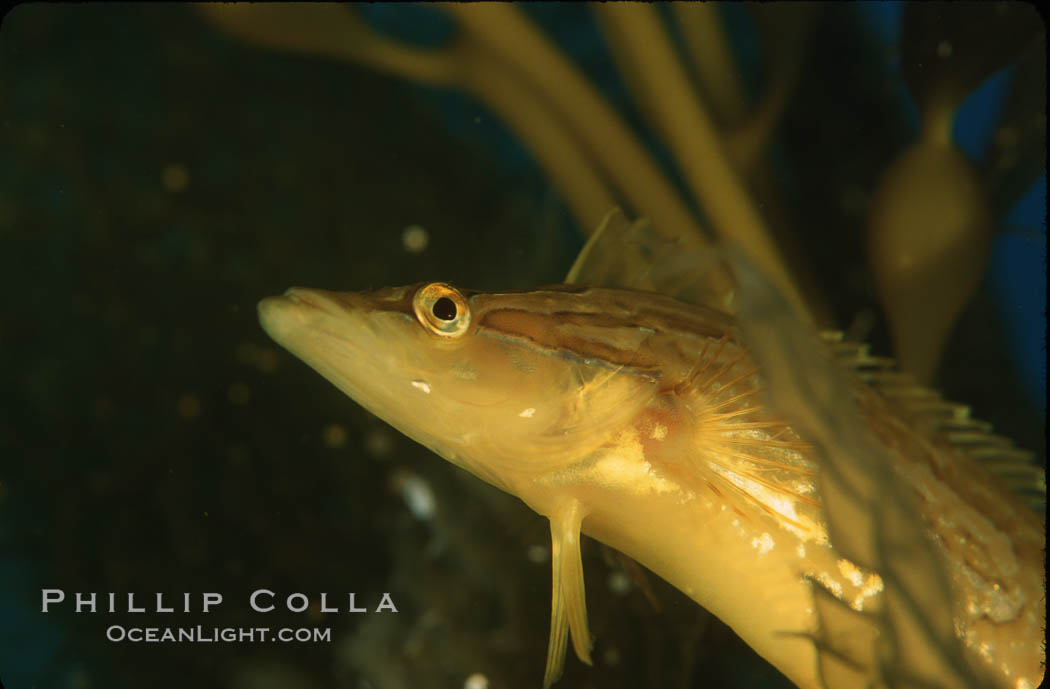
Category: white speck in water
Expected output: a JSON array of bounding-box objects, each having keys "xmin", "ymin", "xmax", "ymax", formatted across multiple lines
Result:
[
  {"xmin": 936, "ymin": 40, "xmax": 953, "ymax": 58},
  {"xmin": 401, "ymin": 224, "xmax": 429, "ymax": 253},
  {"xmin": 796, "ymin": 544, "xmax": 806, "ymax": 558},
  {"xmin": 526, "ymin": 544, "xmax": 549, "ymax": 563},
  {"xmin": 390, "ymin": 470, "xmax": 436, "ymax": 520},
  {"xmin": 607, "ymin": 570, "xmax": 631, "ymax": 595},
  {"xmin": 751, "ymin": 532, "xmax": 774, "ymax": 554},
  {"xmin": 519, "ymin": 407, "xmax": 536, "ymax": 418},
  {"xmin": 463, "ymin": 673, "xmax": 489, "ymax": 689},
  {"xmin": 650, "ymin": 423, "xmax": 667, "ymax": 440},
  {"xmin": 411, "ymin": 380, "xmax": 431, "ymax": 394}
]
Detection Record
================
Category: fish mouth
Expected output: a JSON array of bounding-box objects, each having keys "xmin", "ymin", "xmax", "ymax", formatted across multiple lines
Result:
[
  {"xmin": 258, "ymin": 287, "xmax": 378, "ymax": 352},
  {"xmin": 258, "ymin": 287, "xmax": 342, "ymax": 345}
]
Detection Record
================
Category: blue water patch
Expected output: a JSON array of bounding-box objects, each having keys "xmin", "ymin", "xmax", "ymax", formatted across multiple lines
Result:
[
  {"xmin": 358, "ymin": 3, "xmax": 456, "ymax": 48},
  {"xmin": 1004, "ymin": 172, "xmax": 1047, "ymax": 231},
  {"xmin": 991, "ymin": 175, "xmax": 1047, "ymax": 410},
  {"xmin": 953, "ymin": 66, "xmax": 1013, "ymax": 163},
  {"xmin": 0, "ymin": 560, "xmax": 65, "ymax": 687},
  {"xmin": 851, "ymin": 3, "xmax": 919, "ymax": 138},
  {"xmin": 719, "ymin": 3, "xmax": 763, "ymax": 107},
  {"xmin": 854, "ymin": 1, "xmax": 904, "ymax": 51}
]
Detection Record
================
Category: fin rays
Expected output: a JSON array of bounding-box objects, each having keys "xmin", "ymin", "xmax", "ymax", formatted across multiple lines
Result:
[
  {"xmin": 543, "ymin": 499, "xmax": 593, "ymax": 689},
  {"xmin": 825, "ymin": 330, "xmax": 1047, "ymax": 513}
]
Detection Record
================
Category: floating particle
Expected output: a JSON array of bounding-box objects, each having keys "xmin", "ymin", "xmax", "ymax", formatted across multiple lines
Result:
[
  {"xmin": 936, "ymin": 40, "xmax": 953, "ymax": 59},
  {"xmin": 390, "ymin": 470, "xmax": 436, "ymax": 520},
  {"xmin": 463, "ymin": 673, "xmax": 489, "ymax": 689},
  {"xmin": 607, "ymin": 570, "xmax": 631, "ymax": 595},
  {"xmin": 227, "ymin": 381, "xmax": 251, "ymax": 405},
  {"xmin": 364, "ymin": 428, "xmax": 394, "ymax": 458},
  {"xmin": 161, "ymin": 163, "xmax": 190, "ymax": 193},
  {"xmin": 254, "ymin": 348, "xmax": 279, "ymax": 373},
  {"xmin": 526, "ymin": 544, "xmax": 549, "ymax": 563},
  {"xmin": 603, "ymin": 646, "xmax": 621, "ymax": 666},
  {"xmin": 322, "ymin": 423, "xmax": 348, "ymax": 448},
  {"xmin": 401, "ymin": 224, "xmax": 429, "ymax": 253},
  {"xmin": 177, "ymin": 393, "xmax": 201, "ymax": 419},
  {"xmin": 235, "ymin": 341, "xmax": 279, "ymax": 372}
]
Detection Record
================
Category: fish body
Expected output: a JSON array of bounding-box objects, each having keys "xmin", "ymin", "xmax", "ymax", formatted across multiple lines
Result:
[{"xmin": 258, "ymin": 273, "xmax": 1044, "ymax": 689}]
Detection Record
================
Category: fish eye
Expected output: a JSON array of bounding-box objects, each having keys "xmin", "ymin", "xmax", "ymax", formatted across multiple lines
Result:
[
  {"xmin": 432, "ymin": 297, "xmax": 457, "ymax": 321},
  {"xmin": 413, "ymin": 283, "xmax": 471, "ymax": 338}
]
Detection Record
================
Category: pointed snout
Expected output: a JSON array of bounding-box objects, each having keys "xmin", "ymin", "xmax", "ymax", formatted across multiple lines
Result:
[{"xmin": 258, "ymin": 287, "xmax": 338, "ymax": 348}]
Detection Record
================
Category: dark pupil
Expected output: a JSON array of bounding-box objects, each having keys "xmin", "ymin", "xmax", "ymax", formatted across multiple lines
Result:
[{"xmin": 432, "ymin": 297, "xmax": 457, "ymax": 321}]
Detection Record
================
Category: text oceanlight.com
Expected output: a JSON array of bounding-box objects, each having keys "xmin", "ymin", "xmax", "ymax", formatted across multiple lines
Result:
[{"xmin": 105, "ymin": 625, "xmax": 331, "ymax": 643}]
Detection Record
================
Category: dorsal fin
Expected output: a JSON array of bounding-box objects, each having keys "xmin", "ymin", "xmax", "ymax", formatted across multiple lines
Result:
[
  {"xmin": 820, "ymin": 331, "xmax": 1047, "ymax": 513},
  {"xmin": 565, "ymin": 208, "xmax": 736, "ymax": 314},
  {"xmin": 566, "ymin": 214, "xmax": 1045, "ymax": 512}
]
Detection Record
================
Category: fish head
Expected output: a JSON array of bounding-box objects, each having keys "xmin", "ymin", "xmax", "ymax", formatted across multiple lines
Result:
[{"xmin": 258, "ymin": 282, "xmax": 659, "ymax": 491}]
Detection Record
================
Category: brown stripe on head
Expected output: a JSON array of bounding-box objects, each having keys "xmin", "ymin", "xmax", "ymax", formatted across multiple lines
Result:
[
  {"xmin": 477, "ymin": 306, "xmax": 663, "ymax": 371},
  {"xmin": 473, "ymin": 286, "xmax": 737, "ymax": 341}
]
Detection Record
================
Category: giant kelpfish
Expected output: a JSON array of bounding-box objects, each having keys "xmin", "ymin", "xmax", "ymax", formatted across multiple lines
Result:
[{"xmin": 259, "ymin": 209, "xmax": 1045, "ymax": 689}]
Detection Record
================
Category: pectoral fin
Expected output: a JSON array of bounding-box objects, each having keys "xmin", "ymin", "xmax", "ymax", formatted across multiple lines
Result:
[{"xmin": 543, "ymin": 498, "xmax": 592, "ymax": 688}]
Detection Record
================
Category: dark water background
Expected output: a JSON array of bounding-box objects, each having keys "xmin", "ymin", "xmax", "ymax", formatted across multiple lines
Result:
[{"xmin": 0, "ymin": 4, "xmax": 1044, "ymax": 689}]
